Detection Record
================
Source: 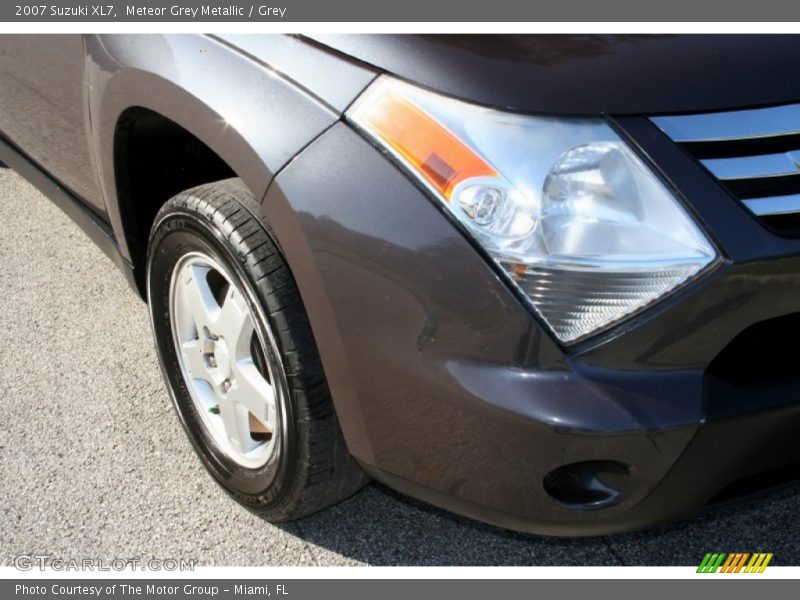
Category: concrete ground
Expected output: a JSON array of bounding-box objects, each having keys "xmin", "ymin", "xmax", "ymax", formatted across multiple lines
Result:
[{"xmin": 1, "ymin": 166, "xmax": 799, "ymax": 566}]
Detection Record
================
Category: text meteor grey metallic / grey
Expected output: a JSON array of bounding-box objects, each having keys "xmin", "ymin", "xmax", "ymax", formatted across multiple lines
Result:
[{"xmin": 2, "ymin": 34, "xmax": 800, "ymax": 535}]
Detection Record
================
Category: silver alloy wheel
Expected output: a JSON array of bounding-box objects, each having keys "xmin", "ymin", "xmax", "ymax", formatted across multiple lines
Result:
[{"xmin": 169, "ymin": 251, "xmax": 282, "ymax": 469}]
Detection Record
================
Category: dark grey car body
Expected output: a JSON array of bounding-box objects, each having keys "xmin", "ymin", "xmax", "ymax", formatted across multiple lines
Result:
[{"xmin": 3, "ymin": 34, "xmax": 800, "ymax": 535}]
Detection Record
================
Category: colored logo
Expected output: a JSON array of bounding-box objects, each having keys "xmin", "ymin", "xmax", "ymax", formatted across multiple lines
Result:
[{"xmin": 697, "ymin": 552, "xmax": 773, "ymax": 573}]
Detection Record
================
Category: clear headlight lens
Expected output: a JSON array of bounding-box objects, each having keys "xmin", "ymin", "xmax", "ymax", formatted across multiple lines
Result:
[{"xmin": 347, "ymin": 77, "xmax": 717, "ymax": 343}]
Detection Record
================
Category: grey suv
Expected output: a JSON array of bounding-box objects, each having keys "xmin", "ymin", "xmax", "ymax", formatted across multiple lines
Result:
[{"xmin": 3, "ymin": 34, "xmax": 800, "ymax": 536}]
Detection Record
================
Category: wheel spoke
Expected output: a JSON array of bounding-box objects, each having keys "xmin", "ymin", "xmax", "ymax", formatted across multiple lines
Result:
[
  {"xmin": 181, "ymin": 339, "xmax": 211, "ymax": 382},
  {"xmin": 218, "ymin": 399, "xmax": 249, "ymax": 455},
  {"xmin": 230, "ymin": 360, "xmax": 276, "ymax": 430},
  {"xmin": 181, "ymin": 265, "xmax": 220, "ymax": 332},
  {"xmin": 217, "ymin": 287, "xmax": 254, "ymax": 357}
]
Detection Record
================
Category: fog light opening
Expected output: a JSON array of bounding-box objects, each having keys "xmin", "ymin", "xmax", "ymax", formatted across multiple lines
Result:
[{"xmin": 543, "ymin": 460, "xmax": 631, "ymax": 510}]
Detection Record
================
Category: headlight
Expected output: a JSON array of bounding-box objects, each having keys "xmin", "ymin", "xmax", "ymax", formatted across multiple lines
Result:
[{"xmin": 347, "ymin": 77, "xmax": 717, "ymax": 344}]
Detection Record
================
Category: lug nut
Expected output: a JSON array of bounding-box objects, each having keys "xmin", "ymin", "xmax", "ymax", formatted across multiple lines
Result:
[{"xmin": 223, "ymin": 379, "xmax": 232, "ymax": 392}]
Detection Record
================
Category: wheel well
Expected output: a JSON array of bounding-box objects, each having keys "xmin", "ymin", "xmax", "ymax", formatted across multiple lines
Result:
[{"xmin": 113, "ymin": 107, "xmax": 236, "ymax": 294}]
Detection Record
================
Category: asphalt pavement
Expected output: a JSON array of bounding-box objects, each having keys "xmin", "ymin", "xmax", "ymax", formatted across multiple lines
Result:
[{"xmin": 1, "ymin": 166, "xmax": 799, "ymax": 566}]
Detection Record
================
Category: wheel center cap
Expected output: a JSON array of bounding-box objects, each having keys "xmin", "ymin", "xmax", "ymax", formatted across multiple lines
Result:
[{"xmin": 213, "ymin": 338, "xmax": 232, "ymax": 378}]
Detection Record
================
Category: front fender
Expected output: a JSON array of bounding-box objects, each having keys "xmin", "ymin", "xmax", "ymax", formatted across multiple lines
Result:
[{"xmin": 84, "ymin": 33, "xmax": 373, "ymax": 263}]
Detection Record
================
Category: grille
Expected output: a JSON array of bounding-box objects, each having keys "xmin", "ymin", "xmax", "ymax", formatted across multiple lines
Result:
[{"xmin": 652, "ymin": 104, "xmax": 800, "ymax": 233}]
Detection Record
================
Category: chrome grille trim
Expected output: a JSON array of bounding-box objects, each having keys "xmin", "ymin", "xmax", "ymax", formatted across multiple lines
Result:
[
  {"xmin": 653, "ymin": 103, "xmax": 800, "ymax": 223},
  {"xmin": 702, "ymin": 153, "xmax": 800, "ymax": 181},
  {"xmin": 743, "ymin": 194, "xmax": 800, "ymax": 217},
  {"xmin": 652, "ymin": 104, "xmax": 800, "ymax": 143}
]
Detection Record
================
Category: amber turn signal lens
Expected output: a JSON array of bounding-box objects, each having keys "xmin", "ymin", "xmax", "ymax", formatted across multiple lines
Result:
[{"xmin": 356, "ymin": 89, "xmax": 497, "ymax": 200}]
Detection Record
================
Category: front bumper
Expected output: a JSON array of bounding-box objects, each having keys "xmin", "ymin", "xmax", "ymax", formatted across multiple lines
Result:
[
  {"xmin": 360, "ymin": 399, "xmax": 800, "ymax": 536},
  {"xmin": 263, "ymin": 120, "xmax": 800, "ymax": 535}
]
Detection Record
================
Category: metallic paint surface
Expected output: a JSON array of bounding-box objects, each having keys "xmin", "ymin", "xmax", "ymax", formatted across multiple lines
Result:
[
  {"xmin": 307, "ymin": 34, "xmax": 800, "ymax": 115},
  {"xmin": 0, "ymin": 35, "xmax": 104, "ymax": 214}
]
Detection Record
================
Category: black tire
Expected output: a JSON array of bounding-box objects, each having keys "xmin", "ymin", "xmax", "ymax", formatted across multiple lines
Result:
[{"xmin": 147, "ymin": 178, "xmax": 368, "ymax": 521}]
